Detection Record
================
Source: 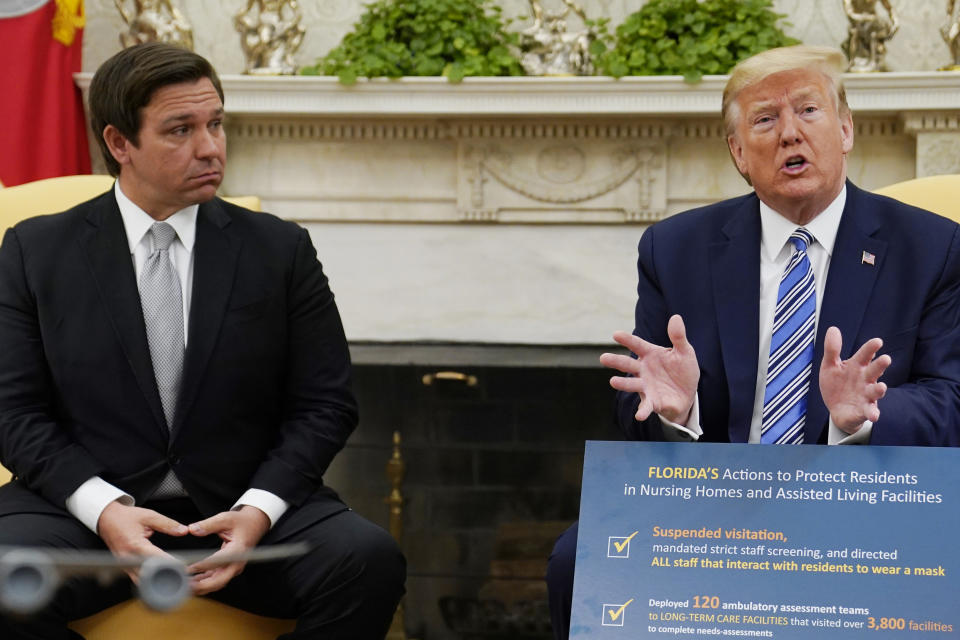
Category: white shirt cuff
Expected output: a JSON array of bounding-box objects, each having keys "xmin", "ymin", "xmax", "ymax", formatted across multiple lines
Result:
[
  {"xmin": 65, "ymin": 477, "xmax": 134, "ymax": 534},
  {"xmin": 659, "ymin": 394, "xmax": 702, "ymax": 442},
  {"xmin": 232, "ymin": 489, "xmax": 289, "ymax": 528},
  {"xmin": 828, "ymin": 418, "xmax": 873, "ymax": 445}
]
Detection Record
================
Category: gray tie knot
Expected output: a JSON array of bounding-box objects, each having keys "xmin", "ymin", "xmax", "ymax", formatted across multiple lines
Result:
[{"xmin": 150, "ymin": 222, "xmax": 177, "ymax": 252}]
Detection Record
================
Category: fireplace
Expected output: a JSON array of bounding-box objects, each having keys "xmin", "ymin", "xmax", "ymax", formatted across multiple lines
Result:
[{"xmin": 323, "ymin": 345, "xmax": 621, "ymax": 639}]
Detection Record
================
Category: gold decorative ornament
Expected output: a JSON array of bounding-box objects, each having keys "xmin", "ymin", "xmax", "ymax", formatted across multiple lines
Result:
[
  {"xmin": 942, "ymin": 0, "xmax": 960, "ymax": 70},
  {"xmin": 234, "ymin": 0, "xmax": 305, "ymax": 75},
  {"xmin": 384, "ymin": 431, "xmax": 407, "ymax": 640},
  {"xmin": 114, "ymin": 0, "xmax": 193, "ymax": 50},
  {"xmin": 518, "ymin": 0, "xmax": 599, "ymax": 76},
  {"xmin": 842, "ymin": 0, "xmax": 899, "ymax": 72}
]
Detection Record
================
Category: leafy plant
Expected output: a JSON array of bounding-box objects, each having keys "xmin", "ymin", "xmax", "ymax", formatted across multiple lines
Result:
[
  {"xmin": 301, "ymin": 0, "xmax": 525, "ymax": 84},
  {"xmin": 597, "ymin": 0, "xmax": 799, "ymax": 83}
]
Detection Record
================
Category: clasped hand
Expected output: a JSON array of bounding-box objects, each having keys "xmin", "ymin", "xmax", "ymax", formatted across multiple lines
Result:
[{"xmin": 97, "ymin": 501, "xmax": 270, "ymax": 595}]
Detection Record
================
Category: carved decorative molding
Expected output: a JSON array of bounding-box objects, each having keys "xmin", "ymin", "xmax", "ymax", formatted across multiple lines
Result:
[
  {"xmin": 915, "ymin": 134, "xmax": 960, "ymax": 176},
  {"xmin": 458, "ymin": 140, "xmax": 665, "ymax": 223},
  {"xmin": 224, "ymin": 117, "xmax": 906, "ymax": 143},
  {"xmin": 902, "ymin": 111, "xmax": 960, "ymax": 134}
]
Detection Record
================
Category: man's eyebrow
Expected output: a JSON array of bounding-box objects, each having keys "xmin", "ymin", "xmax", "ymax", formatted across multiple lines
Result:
[
  {"xmin": 160, "ymin": 107, "xmax": 225, "ymax": 127},
  {"xmin": 745, "ymin": 88, "xmax": 824, "ymax": 117},
  {"xmin": 745, "ymin": 100, "xmax": 778, "ymax": 116}
]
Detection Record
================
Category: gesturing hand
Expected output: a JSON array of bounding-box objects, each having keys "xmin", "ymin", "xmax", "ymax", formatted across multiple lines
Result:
[
  {"xmin": 819, "ymin": 326, "xmax": 891, "ymax": 433},
  {"xmin": 600, "ymin": 314, "xmax": 700, "ymax": 424},
  {"xmin": 186, "ymin": 505, "xmax": 271, "ymax": 595}
]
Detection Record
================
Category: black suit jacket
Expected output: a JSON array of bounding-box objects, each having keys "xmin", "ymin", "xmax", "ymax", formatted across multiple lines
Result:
[
  {"xmin": 618, "ymin": 181, "xmax": 960, "ymax": 446},
  {"xmin": 0, "ymin": 191, "xmax": 357, "ymax": 519}
]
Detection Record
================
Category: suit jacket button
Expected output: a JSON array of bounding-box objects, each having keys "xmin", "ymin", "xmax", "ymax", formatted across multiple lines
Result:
[{"xmin": 168, "ymin": 455, "xmax": 181, "ymax": 466}]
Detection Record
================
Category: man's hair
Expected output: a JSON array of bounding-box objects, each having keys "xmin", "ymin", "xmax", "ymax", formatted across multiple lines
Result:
[
  {"xmin": 89, "ymin": 42, "xmax": 224, "ymax": 176},
  {"xmin": 721, "ymin": 45, "xmax": 849, "ymax": 138}
]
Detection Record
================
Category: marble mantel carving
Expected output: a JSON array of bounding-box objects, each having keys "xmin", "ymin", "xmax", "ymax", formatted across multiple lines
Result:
[
  {"xmin": 73, "ymin": 73, "xmax": 959, "ymax": 346},
  {"xmin": 76, "ymin": 73, "xmax": 959, "ymax": 225}
]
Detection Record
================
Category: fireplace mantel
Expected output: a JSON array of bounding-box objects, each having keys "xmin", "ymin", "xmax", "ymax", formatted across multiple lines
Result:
[
  {"xmin": 224, "ymin": 72, "xmax": 960, "ymax": 117},
  {"xmin": 73, "ymin": 73, "xmax": 960, "ymax": 345},
  {"xmin": 77, "ymin": 72, "xmax": 960, "ymax": 117},
  {"xmin": 75, "ymin": 72, "xmax": 960, "ymax": 224}
]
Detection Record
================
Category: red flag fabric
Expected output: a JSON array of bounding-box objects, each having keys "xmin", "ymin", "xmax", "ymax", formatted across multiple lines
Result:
[{"xmin": 0, "ymin": 0, "xmax": 91, "ymax": 187}]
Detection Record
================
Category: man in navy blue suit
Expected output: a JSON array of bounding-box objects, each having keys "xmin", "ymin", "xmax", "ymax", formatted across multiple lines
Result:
[{"xmin": 547, "ymin": 44, "xmax": 960, "ymax": 639}]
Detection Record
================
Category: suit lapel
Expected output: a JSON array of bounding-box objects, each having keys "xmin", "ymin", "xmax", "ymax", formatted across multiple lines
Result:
[
  {"xmin": 172, "ymin": 199, "xmax": 240, "ymax": 439},
  {"xmin": 709, "ymin": 198, "xmax": 762, "ymax": 443},
  {"xmin": 81, "ymin": 195, "xmax": 168, "ymax": 437},
  {"xmin": 807, "ymin": 183, "xmax": 886, "ymax": 442}
]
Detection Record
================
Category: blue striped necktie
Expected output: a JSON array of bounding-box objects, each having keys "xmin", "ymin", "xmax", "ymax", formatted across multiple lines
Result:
[{"xmin": 761, "ymin": 228, "xmax": 816, "ymax": 444}]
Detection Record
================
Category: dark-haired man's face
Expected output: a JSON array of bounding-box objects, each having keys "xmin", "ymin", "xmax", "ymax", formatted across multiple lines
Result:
[{"xmin": 105, "ymin": 78, "xmax": 225, "ymax": 220}]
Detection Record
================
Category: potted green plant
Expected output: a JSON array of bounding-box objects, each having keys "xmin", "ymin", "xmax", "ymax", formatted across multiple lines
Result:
[
  {"xmin": 597, "ymin": 0, "xmax": 799, "ymax": 82},
  {"xmin": 301, "ymin": 0, "xmax": 525, "ymax": 84}
]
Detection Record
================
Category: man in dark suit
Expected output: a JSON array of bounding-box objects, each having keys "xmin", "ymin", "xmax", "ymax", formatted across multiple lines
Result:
[
  {"xmin": 0, "ymin": 43, "xmax": 404, "ymax": 639},
  {"xmin": 547, "ymin": 45, "xmax": 960, "ymax": 639}
]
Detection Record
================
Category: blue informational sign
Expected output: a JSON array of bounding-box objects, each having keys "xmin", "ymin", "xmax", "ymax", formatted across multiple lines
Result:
[{"xmin": 571, "ymin": 441, "xmax": 960, "ymax": 638}]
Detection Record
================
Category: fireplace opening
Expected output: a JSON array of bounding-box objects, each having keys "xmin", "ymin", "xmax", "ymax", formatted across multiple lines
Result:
[{"xmin": 323, "ymin": 344, "xmax": 621, "ymax": 639}]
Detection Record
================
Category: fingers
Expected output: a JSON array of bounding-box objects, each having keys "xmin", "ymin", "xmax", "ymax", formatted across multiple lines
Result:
[
  {"xmin": 635, "ymin": 393, "xmax": 654, "ymax": 422},
  {"xmin": 611, "ymin": 330, "xmax": 657, "ymax": 358},
  {"xmin": 143, "ymin": 512, "xmax": 189, "ymax": 537},
  {"xmin": 666, "ymin": 315, "xmax": 691, "ymax": 354},
  {"xmin": 603, "ymin": 317, "xmax": 689, "ymax": 374},
  {"xmin": 99, "ymin": 503, "xmax": 186, "ymax": 559},
  {"xmin": 610, "ymin": 316, "xmax": 689, "ymax": 359},
  {"xmin": 822, "ymin": 326, "xmax": 842, "ymax": 365},
  {"xmin": 188, "ymin": 546, "xmax": 246, "ymax": 596},
  {"xmin": 187, "ymin": 547, "xmax": 229, "ymax": 575},
  {"xmin": 599, "ymin": 352, "xmax": 640, "ymax": 376},
  {"xmin": 188, "ymin": 512, "xmax": 228, "ymax": 537},
  {"xmin": 822, "ymin": 328, "xmax": 891, "ymax": 381},
  {"xmin": 191, "ymin": 563, "xmax": 244, "ymax": 596},
  {"xmin": 850, "ymin": 336, "xmax": 884, "ymax": 366},
  {"xmin": 864, "ymin": 353, "xmax": 891, "ymax": 382},
  {"xmin": 608, "ymin": 374, "xmax": 643, "ymax": 394}
]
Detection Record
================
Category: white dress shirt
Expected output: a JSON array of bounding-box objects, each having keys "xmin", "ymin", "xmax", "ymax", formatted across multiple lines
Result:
[
  {"xmin": 65, "ymin": 183, "xmax": 288, "ymax": 532},
  {"xmin": 661, "ymin": 186, "xmax": 871, "ymax": 445}
]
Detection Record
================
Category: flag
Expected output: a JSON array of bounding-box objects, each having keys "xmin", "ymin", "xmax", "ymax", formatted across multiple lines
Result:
[
  {"xmin": 861, "ymin": 251, "xmax": 876, "ymax": 266},
  {"xmin": 0, "ymin": 0, "xmax": 91, "ymax": 187}
]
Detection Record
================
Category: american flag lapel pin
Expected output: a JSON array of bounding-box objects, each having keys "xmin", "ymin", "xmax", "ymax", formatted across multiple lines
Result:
[{"xmin": 861, "ymin": 250, "xmax": 876, "ymax": 266}]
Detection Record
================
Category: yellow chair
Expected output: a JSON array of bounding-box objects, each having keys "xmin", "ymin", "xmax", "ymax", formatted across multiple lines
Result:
[
  {"xmin": 71, "ymin": 600, "xmax": 294, "ymax": 640},
  {"xmin": 0, "ymin": 175, "xmax": 291, "ymax": 639},
  {"xmin": 0, "ymin": 174, "xmax": 261, "ymax": 224},
  {"xmin": 874, "ymin": 174, "xmax": 960, "ymax": 224}
]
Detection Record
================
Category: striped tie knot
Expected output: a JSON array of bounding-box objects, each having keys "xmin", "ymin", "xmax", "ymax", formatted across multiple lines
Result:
[{"xmin": 789, "ymin": 228, "xmax": 813, "ymax": 253}]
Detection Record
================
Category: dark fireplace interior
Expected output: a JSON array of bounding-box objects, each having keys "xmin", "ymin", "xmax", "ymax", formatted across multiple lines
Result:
[{"xmin": 323, "ymin": 345, "xmax": 622, "ymax": 640}]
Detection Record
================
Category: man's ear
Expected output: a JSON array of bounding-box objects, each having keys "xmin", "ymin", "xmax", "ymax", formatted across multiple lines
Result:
[
  {"xmin": 727, "ymin": 134, "xmax": 746, "ymax": 174},
  {"xmin": 839, "ymin": 111, "xmax": 854, "ymax": 155},
  {"xmin": 102, "ymin": 125, "xmax": 133, "ymax": 168}
]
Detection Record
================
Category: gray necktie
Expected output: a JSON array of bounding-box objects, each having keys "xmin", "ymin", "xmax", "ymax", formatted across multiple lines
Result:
[{"xmin": 140, "ymin": 222, "xmax": 186, "ymax": 497}]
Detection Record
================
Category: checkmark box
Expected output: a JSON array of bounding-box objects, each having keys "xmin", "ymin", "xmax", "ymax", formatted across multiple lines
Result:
[
  {"xmin": 607, "ymin": 530, "xmax": 638, "ymax": 558},
  {"xmin": 601, "ymin": 598, "xmax": 633, "ymax": 626}
]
